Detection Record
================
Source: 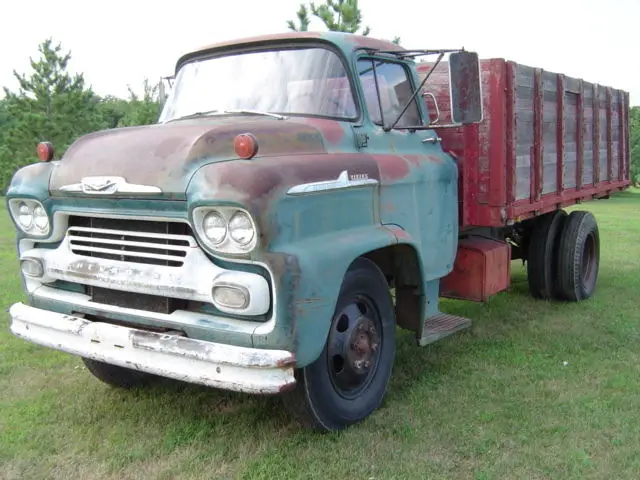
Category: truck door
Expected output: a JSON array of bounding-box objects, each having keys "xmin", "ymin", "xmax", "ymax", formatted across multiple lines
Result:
[{"xmin": 356, "ymin": 56, "xmax": 459, "ymax": 281}]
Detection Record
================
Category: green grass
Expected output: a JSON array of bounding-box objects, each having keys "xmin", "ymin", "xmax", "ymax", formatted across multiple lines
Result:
[{"xmin": 1, "ymin": 191, "xmax": 640, "ymax": 479}]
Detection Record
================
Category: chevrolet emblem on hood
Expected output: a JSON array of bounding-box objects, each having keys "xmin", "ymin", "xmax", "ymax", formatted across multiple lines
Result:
[{"xmin": 59, "ymin": 176, "xmax": 162, "ymax": 195}]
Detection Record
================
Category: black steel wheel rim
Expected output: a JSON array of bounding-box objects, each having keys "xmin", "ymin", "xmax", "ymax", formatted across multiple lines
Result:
[{"xmin": 327, "ymin": 294, "xmax": 382, "ymax": 400}]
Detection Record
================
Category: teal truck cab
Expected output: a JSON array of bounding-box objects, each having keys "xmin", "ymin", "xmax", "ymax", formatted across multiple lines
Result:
[{"xmin": 6, "ymin": 32, "xmax": 630, "ymax": 431}]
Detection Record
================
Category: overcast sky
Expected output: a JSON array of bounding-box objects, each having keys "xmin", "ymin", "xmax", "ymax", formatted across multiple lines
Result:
[{"xmin": 1, "ymin": 0, "xmax": 638, "ymax": 104}]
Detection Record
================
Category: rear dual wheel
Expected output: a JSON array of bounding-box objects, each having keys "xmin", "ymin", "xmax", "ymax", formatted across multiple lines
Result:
[
  {"xmin": 556, "ymin": 211, "xmax": 600, "ymax": 301},
  {"xmin": 527, "ymin": 210, "xmax": 567, "ymax": 299},
  {"xmin": 526, "ymin": 209, "xmax": 600, "ymax": 302}
]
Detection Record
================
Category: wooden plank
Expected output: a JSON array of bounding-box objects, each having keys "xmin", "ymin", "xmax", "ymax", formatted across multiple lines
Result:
[
  {"xmin": 618, "ymin": 90, "xmax": 625, "ymax": 181},
  {"xmin": 487, "ymin": 59, "xmax": 507, "ymax": 208},
  {"xmin": 557, "ymin": 74, "xmax": 565, "ymax": 193},
  {"xmin": 532, "ymin": 68, "xmax": 543, "ymax": 201},
  {"xmin": 593, "ymin": 84, "xmax": 600, "ymax": 184},
  {"xmin": 505, "ymin": 61, "xmax": 516, "ymax": 204},
  {"xmin": 576, "ymin": 79, "xmax": 584, "ymax": 189},
  {"xmin": 462, "ymin": 123, "xmax": 480, "ymax": 227},
  {"xmin": 625, "ymin": 91, "xmax": 631, "ymax": 179},
  {"xmin": 606, "ymin": 87, "xmax": 613, "ymax": 182}
]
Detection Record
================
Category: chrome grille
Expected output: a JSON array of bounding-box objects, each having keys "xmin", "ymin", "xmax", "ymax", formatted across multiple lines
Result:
[{"xmin": 67, "ymin": 217, "xmax": 195, "ymax": 267}]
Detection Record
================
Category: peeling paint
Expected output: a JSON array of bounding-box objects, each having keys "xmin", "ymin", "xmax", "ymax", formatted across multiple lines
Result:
[{"xmin": 9, "ymin": 302, "xmax": 296, "ymax": 394}]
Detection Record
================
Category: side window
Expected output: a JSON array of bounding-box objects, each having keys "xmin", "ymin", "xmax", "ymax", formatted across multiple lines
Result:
[{"xmin": 357, "ymin": 58, "xmax": 421, "ymax": 128}]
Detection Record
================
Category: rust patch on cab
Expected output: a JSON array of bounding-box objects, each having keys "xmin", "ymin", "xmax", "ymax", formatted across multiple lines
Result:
[{"xmin": 371, "ymin": 154, "xmax": 410, "ymax": 181}]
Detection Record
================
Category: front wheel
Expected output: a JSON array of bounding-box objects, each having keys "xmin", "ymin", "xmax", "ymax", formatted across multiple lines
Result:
[{"xmin": 284, "ymin": 257, "xmax": 396, "ymax": 432}]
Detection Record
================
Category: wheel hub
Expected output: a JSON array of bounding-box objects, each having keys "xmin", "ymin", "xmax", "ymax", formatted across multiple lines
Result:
[
  {"xmin": 347, "ymin": 319, "xmax": 378, "ymax": 373},
  {"xmin": 327, "ymin": 296, "xmax": 382, "ymax": 398}
]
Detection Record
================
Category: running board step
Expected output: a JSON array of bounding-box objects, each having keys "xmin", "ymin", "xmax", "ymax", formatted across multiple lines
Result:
[{"xmin": 418, "ymin": 313, "xmax": 472, "ymax": 346}]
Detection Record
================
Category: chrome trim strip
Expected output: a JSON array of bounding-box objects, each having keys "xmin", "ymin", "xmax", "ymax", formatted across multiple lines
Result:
[{"xmin": 286, "ymin": 170, "xmax": 378, "ymax": 195}]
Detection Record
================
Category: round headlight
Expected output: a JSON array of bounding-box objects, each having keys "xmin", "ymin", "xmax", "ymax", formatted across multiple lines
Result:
[
  {"xmin": 228, "ymin": 211, "xmax": 255, "ymax": 245},
  {"xmin": 203, "ymin": 211, "xmax": 227, "ymax": 245},
  {"xmin": 33, "ymin": 205, "xmax": 49, "ymax": 230},
  {"xmin": 17, "ymin": 202, "xmax": 34, "ymax": 228}
]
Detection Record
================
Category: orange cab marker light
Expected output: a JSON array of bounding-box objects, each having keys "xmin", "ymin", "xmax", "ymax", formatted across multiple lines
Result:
[
  {"xmin": 37, "ymin": 142, "xmax": 54, "ymax": 162},
  {"xmin": 234, "ymin": 134, "xmax": 258, "ymax": 159}
]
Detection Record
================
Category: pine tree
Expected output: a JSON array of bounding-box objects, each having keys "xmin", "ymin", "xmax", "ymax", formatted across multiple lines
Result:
[
  {"xmin": 287, "ymin": 1, "xmax": 400, "ymax": 45},
  {"xmin": 287, "ymin": 4, "xmax": 311, "ymax": 32},
  {"xmin": 0, "ymin": 38, "xmax": 106, "ymax": 192},
  {"xmin": 99, "ymin": 79, "xmax": 160, "ymax": 129}
]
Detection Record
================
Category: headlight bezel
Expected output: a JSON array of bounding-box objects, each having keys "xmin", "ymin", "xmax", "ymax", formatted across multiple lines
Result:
[
  {"xmin": 8, "ymin": 198, "xmax": 51, "ymax": 237},
  {"xmin": 192, "ymin": 206, "xmax": 258, "ymax": 255}
]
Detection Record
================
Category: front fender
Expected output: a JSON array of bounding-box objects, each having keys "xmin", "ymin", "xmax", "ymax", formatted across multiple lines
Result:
[
  {"xmin": 6, "ymin": 161, "xmax": 56, "ymax": 199},
  {"xmin": 260, "ymin": 224, "xmax": 400, "ymax": 367}
]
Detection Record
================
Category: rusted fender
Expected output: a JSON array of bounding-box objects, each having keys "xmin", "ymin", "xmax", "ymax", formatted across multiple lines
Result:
[
  {"xmin": 188, "ymin": 152, "xmax": 381, "ymax": 252},
  {"xmin": 256, "ymin": 224, "xmax": 404, "ymax": 367},
  {"xmin": 188, "ymin": 155, "xmax": 409, "ymax": 366}
]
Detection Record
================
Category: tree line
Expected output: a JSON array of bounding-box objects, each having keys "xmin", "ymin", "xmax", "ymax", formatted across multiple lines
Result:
[
  {"xmin": 0, "ymin": 39, "xmax": 160, "ymax": 193},
  {"xmin": 0, "ymin": 0, "xmax": 638, "ymax": 194}
]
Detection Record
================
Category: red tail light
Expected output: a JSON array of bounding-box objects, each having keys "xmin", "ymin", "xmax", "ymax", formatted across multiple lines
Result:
[
  {"xmin": 37, "ymin": 142, "xmax": 54, "ymax": 162},
  {"xmin": 233, "ymin": 134, "xmax": 258, "ymax": 159}
]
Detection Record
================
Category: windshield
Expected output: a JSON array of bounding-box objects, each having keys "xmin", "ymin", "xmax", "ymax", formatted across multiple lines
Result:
[{"xmin": 159, "ymin": 46, "xmax": 357, "ymax": 123}]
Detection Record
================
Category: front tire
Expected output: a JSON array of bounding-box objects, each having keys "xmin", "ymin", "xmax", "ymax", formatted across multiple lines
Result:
[
  {"xmin": 82, "ymin": 358, "xmax": 158, "ymax": 389},
  {"xmin": 285, "ymin": 257, "xmax": 396, "ymax": 431}
]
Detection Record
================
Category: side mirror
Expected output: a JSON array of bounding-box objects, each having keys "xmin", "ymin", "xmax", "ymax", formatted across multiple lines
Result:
[{"xmin": 449, "ymin": 51, "xmax": 483, "ymax": 124}]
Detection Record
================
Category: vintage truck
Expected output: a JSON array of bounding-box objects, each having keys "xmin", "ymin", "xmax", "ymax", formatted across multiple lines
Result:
[{"xmin": 6, "ymin": 32, "xmax": 631, "ymax": 432}]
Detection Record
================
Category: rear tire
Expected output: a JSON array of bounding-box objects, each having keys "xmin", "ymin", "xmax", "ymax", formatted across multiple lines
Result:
[
  {"xmin": 527, "ymin": 210, "xmax": 567, "ymax": 299},
  {"xmin": 283, "ymin": 257, "xmax": 396, "ymax": 432},
  {"xmin": 556, "ymin": 211, "xmax": 600, "ymax": 301},
  {"xmin": 82, "ymin": 358, "xmax": 158, "ymax": 389}
]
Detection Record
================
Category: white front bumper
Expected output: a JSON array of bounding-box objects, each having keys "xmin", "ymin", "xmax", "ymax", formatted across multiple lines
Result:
[{"xmin": 9, "ymin": 302, "xmax": 296, "ymax": 394}]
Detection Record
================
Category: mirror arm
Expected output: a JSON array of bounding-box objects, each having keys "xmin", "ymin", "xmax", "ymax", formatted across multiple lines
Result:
[{"xmin": 384, "ymin": 52, "xmax": 445, "ymax": 132}]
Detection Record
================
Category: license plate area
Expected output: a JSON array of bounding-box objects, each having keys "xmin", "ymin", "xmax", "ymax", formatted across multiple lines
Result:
[{"xmin": 88, "ymin": 286, "xmax": 187, "ymax": 314}]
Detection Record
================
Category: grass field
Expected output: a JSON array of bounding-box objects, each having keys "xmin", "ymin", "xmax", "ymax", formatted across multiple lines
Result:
[{"xmin": 1, "ymin": 190, "xmax": 639, "ymax": 479}]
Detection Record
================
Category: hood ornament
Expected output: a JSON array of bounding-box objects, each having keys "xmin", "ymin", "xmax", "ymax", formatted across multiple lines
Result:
[{"xmin": 59, "ymin": 176, "xmax": 162, "ymax": 195}]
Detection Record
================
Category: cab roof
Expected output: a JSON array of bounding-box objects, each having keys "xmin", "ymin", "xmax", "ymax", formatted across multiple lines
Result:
[{"xmin": 175, "ymin": 31, "xmax": 405, "ymax": 70}]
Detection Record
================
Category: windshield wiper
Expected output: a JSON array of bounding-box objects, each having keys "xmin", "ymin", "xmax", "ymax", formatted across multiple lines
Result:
[
  {"xmin": 166, "ymin": 109, "xmax": 220, "ymax": 122},
  {"xmin": 224, "ymin": 109, "xmax": 287, "ymax": 120}
]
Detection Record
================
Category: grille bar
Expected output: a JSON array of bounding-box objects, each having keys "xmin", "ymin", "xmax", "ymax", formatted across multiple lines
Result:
[
  {"xmin": 67, "ymin": 226, "xmax": 196, "ymax": 245},
  {"xmin": 66, "ymin": 222, "xmax": 196, "ymax": 268},
  {"xmin": 69, "ymin": 236, "xmax": 191, "ymax": 252},
  {"xmin": 69, "ymin": 244, "xmax": 187, "ymax": 263}
]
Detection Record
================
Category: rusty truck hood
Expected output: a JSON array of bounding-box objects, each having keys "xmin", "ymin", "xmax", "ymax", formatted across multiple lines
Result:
[{"xmin": 49, "ymin": 116, "xmax": 329, "ymax": 200}]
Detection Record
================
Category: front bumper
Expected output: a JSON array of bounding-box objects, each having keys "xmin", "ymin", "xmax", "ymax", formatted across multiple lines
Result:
[{"xmin": 9, "ymin": 302, "xmax": 296, "ymax": 394}]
